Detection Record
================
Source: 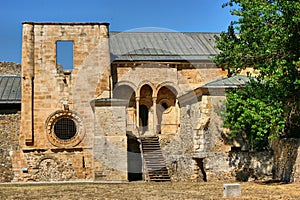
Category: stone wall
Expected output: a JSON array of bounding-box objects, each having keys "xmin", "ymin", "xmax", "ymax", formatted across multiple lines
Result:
[
  {"xmin": 271, "ymin": 138, "xmax": 300, "ymax": 182},
  {"xmin": 12, "ymin": 150, "xmax": 93, "ymax": 182},
  {"xmin": 0, "ymin": 62, "xmax": 21, "ymax": 75},
  {"xmin": 160, "ymin": 104, "xmax": 195, "ymax": 181},
  {"xmin": 189, "ymin": 95, "xmax": 300, "ymax": 182},
  {"xmin": 0, "ymin": 113, "xmax": 20, "ymax": 182},
  {"xmin": 0, "ymin": 110, "xmax": 276, "ymax": 183},
  {"xmin": 204, "ymin": 151, "xmax": 274, "ymax": 182},
  {"xmin": 160, "ymin": 95, "xmax": 223, "ymax": 181},
  {"xmin": 93, "ymin": 101, "xmax": 128, "ymax": 181},
  {"xmin": 170, "ymin": 94, "xmax": 275, "ymax": 182},
  {"xmin": 201, "ymin": 95, "xmax": 274, "ymax": 182}
]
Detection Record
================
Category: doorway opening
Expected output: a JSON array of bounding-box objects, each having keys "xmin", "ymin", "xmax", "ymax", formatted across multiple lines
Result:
[
  {"xmin": 139, "ymin": 105, "xmax": 148, "ymax": 133},
  {"xmin": 194, "ymin": 158, "xmax": 207, "ymax": 182}
]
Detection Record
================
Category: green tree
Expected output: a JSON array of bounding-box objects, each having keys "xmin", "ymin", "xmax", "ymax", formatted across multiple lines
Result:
[{"xmin": 214, "ymin": 0, "xmax": 300, "ymax": 149}]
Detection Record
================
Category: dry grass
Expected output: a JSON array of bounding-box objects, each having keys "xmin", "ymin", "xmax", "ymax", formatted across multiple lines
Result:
[{"xmin": 0, "ymin": 181, "xmax": 300, "ymax": 200}]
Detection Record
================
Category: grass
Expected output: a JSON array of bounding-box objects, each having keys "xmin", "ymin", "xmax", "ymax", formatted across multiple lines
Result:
[{"xmin": 0, "ymin": 181, "xmax": 300, "ymax": 199}]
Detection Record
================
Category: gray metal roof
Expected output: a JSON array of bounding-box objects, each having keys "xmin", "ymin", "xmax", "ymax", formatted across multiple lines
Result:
[
  {"xmin": 110, "ymin": 32, "xmax": 219, "ymax": 61},
  {"xmin": 201, "ymin": 75, "xmax": 250, "ymax": 89},
  {"xmin": 0, "ymin": 76, "xmax": 21, "ymax": 104}
]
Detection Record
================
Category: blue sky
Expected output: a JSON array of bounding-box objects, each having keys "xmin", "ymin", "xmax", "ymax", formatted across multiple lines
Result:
[{"xmin": 0, "ymin": 0, "xmax": 236, "ymax": 63}]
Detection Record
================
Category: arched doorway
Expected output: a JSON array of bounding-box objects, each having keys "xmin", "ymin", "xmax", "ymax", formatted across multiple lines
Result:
[
  {"xmin": 139, "ymin": 105, "xmax": 148, "ymax": 133},
  {"xmin": 139, "ymin": 84, "xmax": 153, "ymax": 134},
  {"xmin": 156, "ymin": 86, "xmax": 178, "ymax": 134}
]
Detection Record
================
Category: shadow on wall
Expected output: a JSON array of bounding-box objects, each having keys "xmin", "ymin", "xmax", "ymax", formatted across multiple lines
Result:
[
  {"xmin": 228, "ymin": 150, "xmax": 274, "ymax": 182},
  {"xmin": 226, "ymin": 138, "xmax": 300, "ymax": 182}
]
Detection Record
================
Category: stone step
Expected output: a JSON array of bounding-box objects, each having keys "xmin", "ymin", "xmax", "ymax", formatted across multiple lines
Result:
[{"xmin": 141, "ymin": 136, "xmax": 170, "ymax": 182}]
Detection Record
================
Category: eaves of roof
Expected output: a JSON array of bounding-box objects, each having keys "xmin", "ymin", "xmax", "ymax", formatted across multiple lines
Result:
[
  {"xmin": 178, "ymin": 75, "xmax": 250, "ymax": 105},
  {"xmin": 200, "ymin": 75, "xmax": 250, "ymax": 89}
]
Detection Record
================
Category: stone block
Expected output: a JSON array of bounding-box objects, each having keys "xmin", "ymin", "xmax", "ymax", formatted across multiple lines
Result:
[
  {"xmin": 223, "ymin": 184, "xmax": 241, "ymax": 198},
  {"xmin": 199, "ymin": 144, "xmax": 205, "ymax": 151}
]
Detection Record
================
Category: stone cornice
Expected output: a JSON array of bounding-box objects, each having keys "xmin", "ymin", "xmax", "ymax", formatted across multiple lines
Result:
[{"xmin": 22, "ymin": 22, "xmax": 110, "ymax": 26}]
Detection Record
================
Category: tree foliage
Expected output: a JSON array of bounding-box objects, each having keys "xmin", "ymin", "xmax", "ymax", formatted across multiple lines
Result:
[{"xmin": 214, "ymin": 0, "xmax": 300, "ymax": 148}]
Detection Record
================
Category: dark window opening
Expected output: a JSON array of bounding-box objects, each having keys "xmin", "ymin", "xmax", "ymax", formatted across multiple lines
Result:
[
  {"xmin": 54, "ymin": 117, "xmax": 77, "ymax": 140},
  {"xmin": 56, "ymin": 41, "xmax": 74, "ymax": 70},
  {"xmin": 161, "ymin": 102, "xmax": 169, "ymax": 110}
]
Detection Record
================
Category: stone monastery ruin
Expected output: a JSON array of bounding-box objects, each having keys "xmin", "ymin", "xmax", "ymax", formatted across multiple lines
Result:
[{"xmin": 1, "ymin": 22, "xmax": 300, "ymax": 182}]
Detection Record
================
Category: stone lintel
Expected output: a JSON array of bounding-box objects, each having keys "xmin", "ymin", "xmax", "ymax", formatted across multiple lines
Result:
[{"xmin": 91, "ymin": 98, "xmax": 128, "ymax": 107}]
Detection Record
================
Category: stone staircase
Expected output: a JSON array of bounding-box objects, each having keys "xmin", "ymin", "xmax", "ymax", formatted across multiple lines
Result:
[{"xmin": 140, "ymin": 136, "xmax": 170, "ymax": 182}]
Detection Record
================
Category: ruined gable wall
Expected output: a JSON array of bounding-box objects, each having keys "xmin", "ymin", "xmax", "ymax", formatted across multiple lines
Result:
[
  {"xmin": 20, "ymin": 22, "xmax": 110, "ymax": 148},
  {"xmin": 14, "ymin": 22, "xmax": 111, "ymax": 181}
]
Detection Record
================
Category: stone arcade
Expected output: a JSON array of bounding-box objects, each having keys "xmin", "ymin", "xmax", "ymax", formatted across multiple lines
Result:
[{"xmin": 9, "ymin": 22, "xmax": 276, "ymax": 182}]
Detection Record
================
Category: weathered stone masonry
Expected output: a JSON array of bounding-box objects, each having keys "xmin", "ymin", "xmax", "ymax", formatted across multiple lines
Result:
[
  {"xmin": 14, "ymin": 22, "xmax": 115, "ymax": 181},
  {"xmin": 0, "ymin": 113, "xmax": 20, "ymax": 182},
  {"xmin": 2, "ymin": 22, "xmax": 300, "ymax": 182}
]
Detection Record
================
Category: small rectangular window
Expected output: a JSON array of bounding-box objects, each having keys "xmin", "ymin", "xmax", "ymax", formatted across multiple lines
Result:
[{"xmin": 56, "ymin": 41, "xmax": 74, "ymax": 70}]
